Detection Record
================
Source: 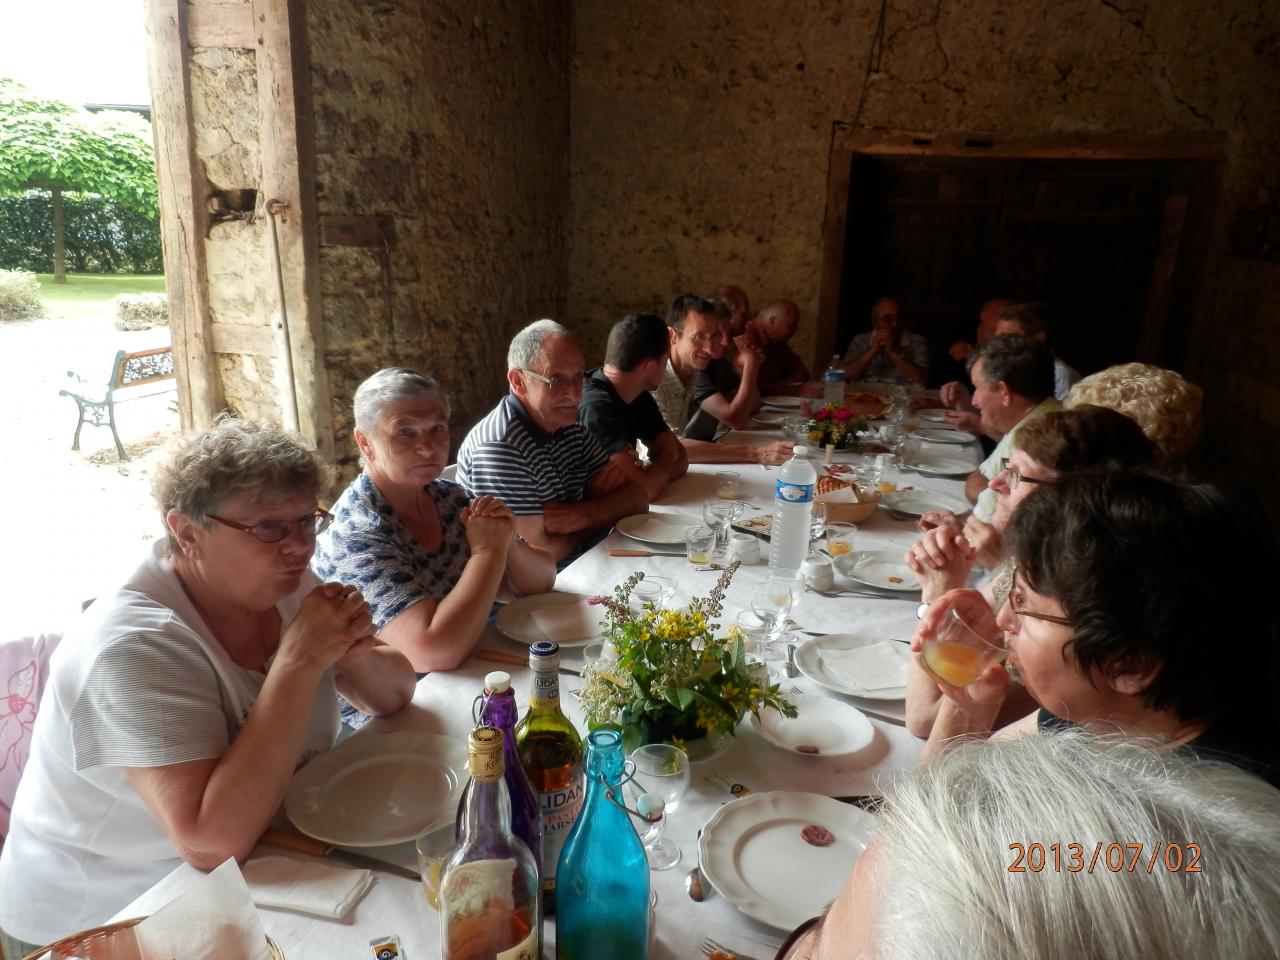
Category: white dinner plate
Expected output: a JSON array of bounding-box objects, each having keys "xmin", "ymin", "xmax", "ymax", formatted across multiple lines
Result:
[
  {"xmin": 834, "ymin": 550, "xmax": 920, "ymax": 592},
  {"xmin": 917, "ymin": 407, "xmax": 950, "ymax": 422},
  {"xmin": 794, "ymin": 633, "xmax": 910, "ymax": 699},
  {"xmin": 495, "ymin": 591, "xmax": 598, "ymax": 647},
  {"xmin": 700, "ymin": 791, "xmax": 877, "ymax": 931},
  {"xmin": 902, "ymin": 452, "xmax": 972, "ymax": 477},
  {"xmin": 286, "ymin": 731, "xmax": 467, "ymax": 847},
  {"xmin": 879, "ymin": 490, "xmax": 970, "ymax": 517},
  {"xmin": 616, "ymin": 512, "xmax": 702, "ymax": 545},
  {"xmin": 761, "ymin": 395, "xmax": 804, "ymax": 409},
  {"xmin": 751, "ymin": 411, "xmax": 791, "ymax": 427},
  {"xmin": 750, "ymin": 693, "xmax": 875, "ymax": 758},
  {"xmin": 915, "ymin": 428, "xmax": 971, "ymax": 445}
]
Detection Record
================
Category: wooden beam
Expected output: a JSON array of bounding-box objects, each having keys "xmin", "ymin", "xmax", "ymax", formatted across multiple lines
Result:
[
  {"xmin": 211, "ymin": 321, "xmax": 277, "ymax": 358},
  {"xmin": 814, "ymin": 126, "xmax": 852, "ymax": 373},
  {"xmin": 144, "ymin": 0, "xmax": 224, "ymax": 429},
  {"xmin": 253, "ymin": 0, "xmax": 334, "ymax": 460},
  {"xmin": 186, "ymin": 3, "xmax": 255, "ymax": 49},
  {"xmin": 832, "ymin": 127, "xmax": 1226, "ymax": 160}
]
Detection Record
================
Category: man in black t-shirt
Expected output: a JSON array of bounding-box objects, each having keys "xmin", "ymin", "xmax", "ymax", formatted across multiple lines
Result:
[{"xmin": 578, "ymin": 314, "xmax": 688, "ymax": 500}]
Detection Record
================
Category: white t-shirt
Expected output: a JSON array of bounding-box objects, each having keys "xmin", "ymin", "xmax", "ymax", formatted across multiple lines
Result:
[{"xmin": 0, "ymin": 541, "xmax": 339, "ymax": 944}]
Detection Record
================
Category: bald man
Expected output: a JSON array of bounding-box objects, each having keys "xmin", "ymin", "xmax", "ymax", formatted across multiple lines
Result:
[{"xmin": 753, "ymin": 299, "xmax": 812, "ymax": 394}]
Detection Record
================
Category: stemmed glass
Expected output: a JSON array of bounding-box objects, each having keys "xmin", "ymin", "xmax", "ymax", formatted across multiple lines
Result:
[
  {"xmin": 628, "ymin": 744, "xmax": 691, "ymax": 871},
  {"xmin": 703, "ymin": 498, "xmax": 744, "ymax": 559},
  {"xmin": 751, "ymin": 572, "xmax": 802, "ymax": 660},
  {"xmin": 631, "ymin": 575, "xmax": 677, "ymax": 613},
  {"xmin": 809, "ymin": 500, "xmax": 828, "ymax": 545}
]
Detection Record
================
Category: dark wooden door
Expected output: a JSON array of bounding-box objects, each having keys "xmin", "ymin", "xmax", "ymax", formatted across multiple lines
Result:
[{"xmin": 837, "ymin": 155, "xmax": 1191, "ymax": 386}]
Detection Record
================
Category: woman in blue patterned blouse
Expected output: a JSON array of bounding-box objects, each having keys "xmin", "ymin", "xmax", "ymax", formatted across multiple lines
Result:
[{"xmin": 314, "ymin": 369, "xmax": 555, "ymax": 682}]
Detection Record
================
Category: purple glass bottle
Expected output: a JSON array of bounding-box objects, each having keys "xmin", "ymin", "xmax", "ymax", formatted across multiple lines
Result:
[{"xmin": 457, "ymin": 671, "xmax": 544, "ymax": 875}]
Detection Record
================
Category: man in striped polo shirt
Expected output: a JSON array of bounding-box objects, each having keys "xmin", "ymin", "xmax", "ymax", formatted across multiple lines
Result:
[{"xmin": 458, "ymin": 319, "xmax": 648, "ymax": 563}]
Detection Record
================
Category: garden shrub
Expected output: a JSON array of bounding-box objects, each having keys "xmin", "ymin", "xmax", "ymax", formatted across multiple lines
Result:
[
  {"xmin": 114, "ymin": 293, "xmax": 170, "ymax": 330},
  {"xmin": 0, "ymin": 268, "xmax": 43, "ymax": 323},
  {"xmin": 0, "ymin": 192, "xmax": 163, "ymax": 274}
]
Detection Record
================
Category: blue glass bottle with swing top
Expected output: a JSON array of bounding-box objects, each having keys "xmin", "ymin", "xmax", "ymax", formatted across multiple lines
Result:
[{"xmin": 554, "ymin": 728, "xmax": 649, "ymax": 959}]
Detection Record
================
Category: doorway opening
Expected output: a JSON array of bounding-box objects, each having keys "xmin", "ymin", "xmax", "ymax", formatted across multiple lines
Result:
[{"xmin": 815, "ymin": 130, "xmax": 1222, "ymax": 387}]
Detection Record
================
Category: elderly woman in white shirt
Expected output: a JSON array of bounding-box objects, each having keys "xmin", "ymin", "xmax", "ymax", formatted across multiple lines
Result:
[{"xmin": 0, "ymin": 420, "xmax": 414, "ymax": 955}]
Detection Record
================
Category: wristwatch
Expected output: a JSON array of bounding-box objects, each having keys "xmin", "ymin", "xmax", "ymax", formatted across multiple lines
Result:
[{"xmin": 915, "ymin": 601, "xmax": 930, "ymax": 620}]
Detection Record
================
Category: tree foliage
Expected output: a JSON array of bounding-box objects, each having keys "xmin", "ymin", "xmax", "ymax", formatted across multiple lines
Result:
[
  {"xmin": 0, "ymin": 192, "xmax": 162, "ymax": 273},
  {"xmin": 0, "ymin": 79, "xmax": 158, "ymax": 218}
]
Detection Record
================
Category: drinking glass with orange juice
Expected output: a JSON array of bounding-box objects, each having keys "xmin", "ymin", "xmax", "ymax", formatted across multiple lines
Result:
[
  {"xmin": 824, "ymin": 522, "xmax": 857, "ymax": 557},
  {"xmin": 920, "ymin": 595, "xmax": 1005, "ymax": 689}
]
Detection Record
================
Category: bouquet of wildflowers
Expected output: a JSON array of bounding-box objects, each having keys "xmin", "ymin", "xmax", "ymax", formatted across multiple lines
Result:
[
  {"xmin": 581, "ymin": 563, "xmax": 796, "ymax": 743},
  {"xmin": 800, "ymin": 401, "xmax": 869, "ymax": 450}
]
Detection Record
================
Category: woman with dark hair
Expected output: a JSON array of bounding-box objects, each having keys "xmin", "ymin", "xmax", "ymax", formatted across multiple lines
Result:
[
  {"xmin": 913, "ymin": 470, "xmax": 1280, "ymax": 786},
  {"xmin": 904, "ymin": 405, "xmax": 1156, "ymax": 737}
]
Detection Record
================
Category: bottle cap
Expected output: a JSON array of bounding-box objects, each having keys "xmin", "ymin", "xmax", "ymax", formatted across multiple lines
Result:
[
  {"xmin": 484, "ymin": 671, "xmax": 511, "ymax": 694},
  {"xmin": 636, "ymin": 792, "xmax": 665, "ymax": 821},
  {"xmin": 529, "ymin": 639, "xmax": 560, "ymax": 671},
  {"xmin": 467, "ymin": 725, "xmax": 505, "ymax": 781}
]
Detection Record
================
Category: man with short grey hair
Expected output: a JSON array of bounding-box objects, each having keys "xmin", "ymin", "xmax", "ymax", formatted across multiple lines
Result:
[{"xmin": 458, "ymin": 320, "xmax": 648, "ymax": 562}]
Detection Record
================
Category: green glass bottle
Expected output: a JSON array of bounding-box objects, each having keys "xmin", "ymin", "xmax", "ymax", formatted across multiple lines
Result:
[{"xmin": 514, "ymin": 640, "xmax": 583, "ymax": 915}]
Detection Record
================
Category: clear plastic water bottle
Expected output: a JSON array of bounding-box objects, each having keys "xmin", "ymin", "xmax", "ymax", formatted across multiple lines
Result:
[
  {"xmin": 823, "ymin": 355, "xmax": 845, "ymax": 405},
  {"xmin": 768, "ymin": 445, "xmax": 817, "ymax": 574}
]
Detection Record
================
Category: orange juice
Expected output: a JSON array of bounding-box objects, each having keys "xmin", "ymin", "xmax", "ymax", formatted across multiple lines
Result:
[
  {"xmin": 922, "ymin": 640, "xmax": 990, "ymax": 688},
  {"xmin": 876, "ymin": 481, "xmax": 897, "ymax": 494},
  {"xmin": 827, "ymin": 541, "xmax": 854, "ymax": 556},
  {"xmin": 689, "ymin": 551, "xmax": 712, "ymax": 565}
]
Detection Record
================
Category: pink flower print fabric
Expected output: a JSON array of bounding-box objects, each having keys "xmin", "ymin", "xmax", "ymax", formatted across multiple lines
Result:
[{"xmin": 0, "ymin": 633, "xmax": 61, "ymax": 837}]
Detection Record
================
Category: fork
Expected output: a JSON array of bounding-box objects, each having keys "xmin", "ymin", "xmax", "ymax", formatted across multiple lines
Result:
[
  {"xmin": 702, "ymin": 936, "xmax": 760, "ymax": 960},
  {"xmin": 807, "ymin": 586, "xmax": 911, "ymax": 601}
]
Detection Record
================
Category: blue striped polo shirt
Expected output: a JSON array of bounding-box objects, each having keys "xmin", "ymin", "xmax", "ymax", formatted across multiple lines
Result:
[{"xmin": 457, "ymin": 394, "xmax": 610, "ymax": 516}]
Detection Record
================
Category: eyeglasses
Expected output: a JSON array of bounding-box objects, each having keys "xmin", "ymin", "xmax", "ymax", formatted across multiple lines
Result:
[
  {"xmin": 1007, "ymin": 565, "xmax": 1073, "ymax": 628},
  {"xmin": 1000, "ymin": 458, "xmax": 1053, "ymax": 492},
  {"xmin": 519, "ymin": 368, "xmax": 583, "ymax": 393},
  {"xmin": 209, "ymin": 509, "xmax": 333, "ymax": 543}
]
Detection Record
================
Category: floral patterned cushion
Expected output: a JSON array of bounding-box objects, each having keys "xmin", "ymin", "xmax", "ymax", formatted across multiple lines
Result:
[{"xmin": 0, "ymin": 633, "xmax": 61, "ymax": 838}]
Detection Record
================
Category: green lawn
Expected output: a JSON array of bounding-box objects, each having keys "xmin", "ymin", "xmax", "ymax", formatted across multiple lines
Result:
[{"xmin": 36, "ymin": 273, "xmax": 166, "ymax": 322}]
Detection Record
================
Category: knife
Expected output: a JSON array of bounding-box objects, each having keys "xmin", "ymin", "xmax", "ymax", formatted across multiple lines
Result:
[
  {"xmin": 475, "ymin": 648, "xmax": 582, "ymax": 676},
  {"xmin": 607, "ymin": 548, "xmax": 684, "ymax": 557},
  {"xmin": 259, "ymin": 827, "xmax": 422, "ymax": 881}
]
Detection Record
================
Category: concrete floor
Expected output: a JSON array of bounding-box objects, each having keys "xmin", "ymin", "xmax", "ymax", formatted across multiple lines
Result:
[{"xmin": 2, "ymin": 307, "xmax": 177, "ymax": 634}]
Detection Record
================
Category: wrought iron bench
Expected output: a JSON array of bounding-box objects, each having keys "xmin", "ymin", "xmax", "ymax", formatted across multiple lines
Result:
[{"xmin": 58, "ymin": 346, "xmax": 176, "ymax": 461}]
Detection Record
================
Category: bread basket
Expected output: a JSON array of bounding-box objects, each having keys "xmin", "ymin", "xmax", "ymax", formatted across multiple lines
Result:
[
  {"xmin": 815, "ymin": 477, "xmax": 880, "ymax": 524},
  {"xmin": 22, "ymin": 917, "xmax": 284, "ymax": 959}
]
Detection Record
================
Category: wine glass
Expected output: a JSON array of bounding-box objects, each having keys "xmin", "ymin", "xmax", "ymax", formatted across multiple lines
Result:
[
  {"xmin": 703, "ymin": 498, "xmax": 743, "ymax": 558},
  {"xmin": 809, "ymin": 500, "xmax": 828, "ymax": 544},
  {"xmin": 631, "ymin": 575, "xmax": 677, "ymax": 613},
  {"xmin": 628, "ymin": 744, "xmax": 691, "ymax": 871},
  {"xmin": 751, "ymin": 573, "xmax": 800, "ymax": 658}
]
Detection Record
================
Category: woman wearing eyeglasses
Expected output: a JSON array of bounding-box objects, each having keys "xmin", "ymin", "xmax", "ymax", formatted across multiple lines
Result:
[
  {"xmin": 904, "ymin": 406, "xmax": 1155, "ymax": 738},
  {"xmin": 913, "ymin": 470, "xmax": 1280, "ymax": 787},
  {"xmin": 0, "ymin": 419, "xmax": 415, "ymax": 955}
]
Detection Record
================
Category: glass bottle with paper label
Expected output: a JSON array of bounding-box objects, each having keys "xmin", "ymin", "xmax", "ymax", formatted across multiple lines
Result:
[
  {"xmin": 514, "ymin": 640, "xmax": 584, "ymax": 915},
  {"xmin": 440, "ymin": 726, "xmax": 541, "ymax": 960}
]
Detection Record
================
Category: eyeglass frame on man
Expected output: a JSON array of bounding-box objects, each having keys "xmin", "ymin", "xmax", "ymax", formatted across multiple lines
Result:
[
  {"xmin": 999, "ymin": 457, "xmax": 1053, "ymax": 492},
  {"xmin": 208, "ymin": 509, "xmax": 334, "ymax": 544},
  {"xmin": 1008, "ymin": 563, "xmax": 1073, "ymax": 628},
  {"xmin": 518, "ymin": 367, "xmax": 584, "ymax": 393}
]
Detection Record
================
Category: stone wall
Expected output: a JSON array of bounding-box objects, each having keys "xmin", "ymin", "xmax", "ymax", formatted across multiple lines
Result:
[
  {"xmin": 308, "ymin": 0, "xmax": 570, "ymax": 474},
  {"xmin": 566, "ymin": 0, "xmax": 1280, "ymax": 374}
]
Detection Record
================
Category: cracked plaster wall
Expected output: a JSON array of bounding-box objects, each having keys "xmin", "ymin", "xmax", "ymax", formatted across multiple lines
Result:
[
  {"xmin": 567, "ymin": 0, "xmax": 1280, "ymax": 375},
  {"xmin": 308, "ymin": 0, "xmax": 570, "ymax": 474}
]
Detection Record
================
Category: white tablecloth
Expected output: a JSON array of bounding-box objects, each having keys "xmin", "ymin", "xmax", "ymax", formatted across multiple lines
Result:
[{"xmin": 120, "ymin": 443, "xmax": 978, "ymax": 959}]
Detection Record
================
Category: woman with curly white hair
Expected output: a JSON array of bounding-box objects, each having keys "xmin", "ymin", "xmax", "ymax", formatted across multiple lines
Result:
[
  {"xmin": 0, "ymin": 419, "xmax": 415, "ymax": 955},
  {"xmin": 1065, "ymin": 362, "xmax": 1203, "ymax": 462}
]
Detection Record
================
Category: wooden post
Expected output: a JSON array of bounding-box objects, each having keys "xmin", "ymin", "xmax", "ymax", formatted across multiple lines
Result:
[
  {"xmin": 143, "ymin": 0, "xmax": 225, "ymax": 430},
  {"xmin": 253, "ymin": 0, "xmax": 334, "ymax": 461},
  {"xmin": 51, "ymin": 186, "xmax": 66, "ymax": 283}
]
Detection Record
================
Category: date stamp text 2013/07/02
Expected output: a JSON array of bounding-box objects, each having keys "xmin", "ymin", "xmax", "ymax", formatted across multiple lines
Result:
[{"xmin": 1008, "ymin": 842, "xmax": 1202, "ymax": 874}]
